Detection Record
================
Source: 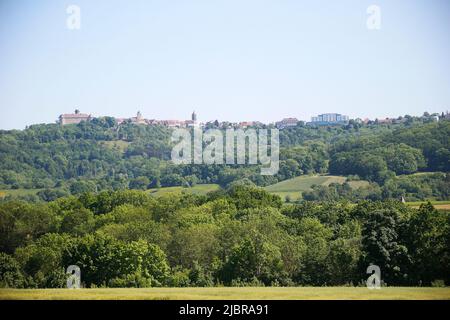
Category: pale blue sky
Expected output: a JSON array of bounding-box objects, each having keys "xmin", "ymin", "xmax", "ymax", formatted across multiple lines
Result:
[{"xmin": 0, "ymin": 0, "xmax": 449, "ymax": 129}]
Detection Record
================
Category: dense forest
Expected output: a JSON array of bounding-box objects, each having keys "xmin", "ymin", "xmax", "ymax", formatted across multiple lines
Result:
[
  {"xmin": 0, "ymin": 116, "xmax": 449, "ymax": 202},
  {"xmin": 0, "ymin": 186, "xmax": 449, "ymax": 288}
]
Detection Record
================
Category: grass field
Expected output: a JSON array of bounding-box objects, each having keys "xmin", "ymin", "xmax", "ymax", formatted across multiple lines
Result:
[
  {"xmin": 406, "ymin": 200, "xmax": 450, "ymax": 210},
  {"xmin": 0, "ymin": 287, "xmax": 449, "ymax": 300},
  {"xmin": 1, "ymin": 179, "xmax": 447, "ymax": 210},
  {"xmin": 0, "ymin": 184, "xmax": 221, "ymax": 199},
  {"xmin": 0, "ymin": 188, "xmax": 44, "ymax": 198},
  {"xmin": 405, "ymin": 200, "xmax": 450, "ymax": 205},
  {"xmin": 99, "ymin": 140, "xmax": 130, "ymax": 153},
  {"xmin": 0, "ymin": 177, "xmax": 359, "ymax": 201},
  {"xmin": 148, "ymin": 184, "xmax": 221, "ymax": 197},
  {"xmin": 264, "ymin": 175, "xmax": 369, "ymax": 201}
]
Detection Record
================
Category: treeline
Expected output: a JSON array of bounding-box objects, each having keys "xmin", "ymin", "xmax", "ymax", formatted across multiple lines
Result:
[
  {"xmin": 328, "ymin": 122, "xmax": 450, "ymax": 181},
  {"xmin": 1, "ymin": 186, "xmax": 449, "ymax": 288},
  {"xmin": 303, "ymin": 173, "xmax": 450, "ymax": 202}
]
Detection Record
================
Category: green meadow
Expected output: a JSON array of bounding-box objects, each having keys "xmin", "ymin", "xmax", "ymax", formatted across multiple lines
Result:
[
  {"xmin": 0, "ymin": 188, "xmax": 44, "ymax": 198},
  {"xmin": 264, "ymin": 175, "xmax": 369, "ymax": 201},
  {"xmin": 1, "ymin": 287, "xmax": 449, "ymax": 300},
  {"xmin": 147, "ymin": 184, "xmax": 221, "ymax": 197}
]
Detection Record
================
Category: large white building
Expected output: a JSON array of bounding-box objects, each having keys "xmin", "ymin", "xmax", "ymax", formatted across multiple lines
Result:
[
  {"xmin": 59, "ymin": 109, "xmax": 91, "ymax": 125},
  {"xmin": 310, "ymin": 113, "xmax": 349, "ymax": 125}
]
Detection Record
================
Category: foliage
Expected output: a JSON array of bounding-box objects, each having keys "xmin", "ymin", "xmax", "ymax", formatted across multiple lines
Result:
[
  {"xmin": 0, "ymin": 117, "xmax": 449, "ymax": 288},
  {"xmin": 0, "ymin": 187, "xmax": 448, "ymax": 288},
  {"xmin": 1, "ymin": 119, "xmax": 448, "ymax": 197}
]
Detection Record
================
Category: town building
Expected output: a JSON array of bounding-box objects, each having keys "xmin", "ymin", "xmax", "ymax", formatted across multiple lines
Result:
[
  {"xmin": 276, "ymin": 117, "xmax": 298, "ymax": 129},
  {"xmin": 238, "ymin": 121, "xmax": 256, "ymax": 128},
  {"xmin": 376, "ymin": 118, "xmax": 393, "ymax": 124},
  {"xmin": 130, "ymin": 111, "xmax": 146, "ymax": 124},
  {"xmin": 59, "ymin": 109, "xmax": 91, "ymax": 125},
  {"xmin": 185, "ymin": 111, "xmax": 198, "ymax": 127},
  {"xmin": 443, "ymin": 111, "xmax": 450, "ymax": 120},
  {"xmin": 310, "ymin": 113, "xmax": 349, "ymax": 125},
  {"xmin": 116, "ymin": 118, "xmax": 127, "ymax": 125},
  {"xmin": 162, "ymin": 120, "xmax": 186, "ymax": 128}
]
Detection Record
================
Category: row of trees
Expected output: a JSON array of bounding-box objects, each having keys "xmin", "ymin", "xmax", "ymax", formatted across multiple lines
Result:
[
  {"xmin": 302, "ymin": 172, "xmax": 450, "ymax": 202},
  {"xmin": 1, "ymin": 186, "xmax": 448, "ymax": 288}
]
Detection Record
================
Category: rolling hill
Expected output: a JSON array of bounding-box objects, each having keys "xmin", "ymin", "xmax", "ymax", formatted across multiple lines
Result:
[{"xmin": 264, "ymin": 175, "xmax": 369, "ymax": 201}]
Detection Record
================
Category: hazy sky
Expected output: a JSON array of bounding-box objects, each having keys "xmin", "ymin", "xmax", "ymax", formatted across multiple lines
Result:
[{"xmin": 0, "ymin": 0, "xmax": 449, "ymax": 129}]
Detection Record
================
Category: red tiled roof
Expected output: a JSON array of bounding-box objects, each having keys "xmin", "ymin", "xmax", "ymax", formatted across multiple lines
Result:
[{"xmin": 60, "ymin": 113, "xmax": 90, "ymax": 118}]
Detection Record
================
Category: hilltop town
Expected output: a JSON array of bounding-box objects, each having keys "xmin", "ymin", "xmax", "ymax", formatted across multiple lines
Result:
[
  {"xmin": 59, "ymin": 110, "xmax": 200, "ymax": 128},
  {"xmin": 59, "ymin": 109, "xmax": 450, "ymax": 129}
]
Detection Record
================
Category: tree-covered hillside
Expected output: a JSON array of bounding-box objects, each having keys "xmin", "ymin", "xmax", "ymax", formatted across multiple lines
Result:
[{"xmin": 0, "ymin": 117, "xmax": 449, "ymax": 202}]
